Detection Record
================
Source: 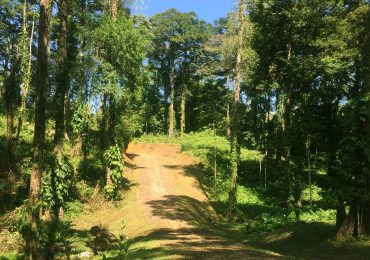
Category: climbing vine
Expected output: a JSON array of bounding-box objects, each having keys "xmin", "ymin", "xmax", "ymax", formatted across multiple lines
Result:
[
  {"xmin": 104, "ymin": 144, "xmax": 125, "ymax": 200},
  {"xmin": 41, "ymin": 156, "xmax": 73, "ymax": 212},
  {"xmin": 71, "ymin": 102, "xmax": 90, "ymax": 158}
]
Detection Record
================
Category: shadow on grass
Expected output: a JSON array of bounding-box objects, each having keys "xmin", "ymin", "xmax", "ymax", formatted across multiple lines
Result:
[
  {"xmin": 65, "ymin": 227, "xmax": 123, "ymax": 257},
  {"xmin": 129, "ymin": 194, "xmax": 279, "ymax": 259},
  {"xmin": 248, "ymin": 221, "xmax": 370, "ymax": 259},
  {"xmin": 128, "ymin": 227, "xmax": 279, "ymax": 259}
]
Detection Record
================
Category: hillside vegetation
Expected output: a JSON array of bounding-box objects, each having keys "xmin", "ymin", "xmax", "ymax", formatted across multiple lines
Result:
[{"xmin": 1, "ymin": 0, "xmax": 370, "ymax": 258}]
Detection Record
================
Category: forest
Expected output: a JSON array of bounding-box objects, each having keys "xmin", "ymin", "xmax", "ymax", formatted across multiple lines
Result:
[{"xmin": 0, "ymin": 0, "xmax": 370, "ymax": 258}]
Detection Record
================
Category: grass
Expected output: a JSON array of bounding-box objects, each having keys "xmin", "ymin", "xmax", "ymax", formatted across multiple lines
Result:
[
  {"xmin": 134, "ymin": 131, "xmax": 370, "ymax": 258},
  {"xmin": 1, "ymin": 126, "xmax": 369, "ymax": 258},
  {"xmin": 0, "ymin": 253, "xmax": 24, "ymax": 260},
  {"xmin": 136, "ymin": 131, "xmax": 336, "ymax": 229}
]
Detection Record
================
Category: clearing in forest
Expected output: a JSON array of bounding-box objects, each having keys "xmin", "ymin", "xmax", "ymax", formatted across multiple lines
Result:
[{"xmin": 72, "ymin": 143, "xmax": 281, "ymax": 259}]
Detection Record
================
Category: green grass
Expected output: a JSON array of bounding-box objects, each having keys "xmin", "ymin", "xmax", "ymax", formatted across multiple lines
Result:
[
  {"xmin": 135, "ymin": 132, "xmax": 370, "ymax": 258},
  {"xmin": 136, "ymin": 131, "xmax": 336, "ymax": 232},
  {"xmin": 0, "ymin": 253, "xmax": 24, "ymax": 260},
  {"xmin": 1, "ymin": 127, "xmax": 368, "ymax": 258}
]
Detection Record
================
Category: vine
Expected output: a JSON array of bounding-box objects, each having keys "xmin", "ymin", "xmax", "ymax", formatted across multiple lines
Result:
[
  {"xmin": 103, "ymin": 144, "xmax": 124, "ymax": 200},
  {"xmin": 71, "ymin": 102, "xmax": 90, "ymax": 158},
  {"xmin": 41, "ymin": 156, "xmax": 73, "ymax": 212}
]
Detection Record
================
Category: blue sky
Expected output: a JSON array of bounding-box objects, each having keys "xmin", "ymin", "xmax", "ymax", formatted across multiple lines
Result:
[{"xmin": 131, "ymin": 0, "xmax": 236, "ymax": 23}]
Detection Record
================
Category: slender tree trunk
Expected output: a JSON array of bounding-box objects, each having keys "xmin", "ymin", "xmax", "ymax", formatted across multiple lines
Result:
[
  {"xmin": 100, "ymin": 94, "xmax": 108, "ymax": 149},
  {"xmin": 105, "ymin": 0, "xmax": 118, "ymax": 188},
  {"xmin": 180, "ymin": 85, "xmax": 186, "ymax": 136},
  {"xmin": 108, "ymin": 94, "xmax": 116, "ymax": 147},
  {"xmin": 54, "ymin": 0, "xmax": 69, "ymax": 156},
  {"xmin": 17, "ymin": 17, "xmax": 34, "ymax": 140},
  {"xmin": 106, "ymin": 95, "xmax": 116, "ymax": 187},
  {"xmin": 283, "ymin": 42, "xmax": 293, "ymax": 200},
  {"xmin": 227, "ymin": 0, "xmax": 246, "ymax": 221},
  {"xmin": 160, "ymin": 61, "xmax": 169, "ymax": 134},
  {"xmin": 17, "ymin": 1, "xmax": 35, "ymax": 140},
  {"xmin": 264, "ymin": 94, "xmax": 271, "ymax": 186},
  {"xmin": 226, "ymin": 76, "xmax": 231, "ymax": 138},
  {"xmin": 27, "ymin": 0, "xmax": 51, "ymax": 257},
  {"xmin": 64, "ymin": 93, "xmax": 70, "ymax": 140},
  {"xmin": 168, "ymin": 61, "xmax": 175, "ymax": 138},
  {"xmin": 307, "ymin": 141, "xmax": 313, "ymax": 208}
]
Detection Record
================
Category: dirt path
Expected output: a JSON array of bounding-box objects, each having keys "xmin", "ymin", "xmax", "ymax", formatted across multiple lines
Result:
[{"xmin": 73, "ymin": 143, "xmax": 281, "ymax": 259}]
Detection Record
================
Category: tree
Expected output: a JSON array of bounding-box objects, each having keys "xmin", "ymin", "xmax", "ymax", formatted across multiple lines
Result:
[
  {"xmin": 149, "ymin": 9, "xmax": 209, "ymax": 137},
  {"xmin": 54, "ymin": 0, "xmax": 69, "ymax": 156},
  {"xmin": 90, "ymin": 4, "xmax": 151, "ymax": 198},
  {"xmin": 1, "ymin": 0, "xmax": 23, "ymax": 174},
  {"xmin": 27, "ymin": 0, "xmax": 51, "ymax": 256},
  {"xmin": 227, "ymin": 0, "xmax": 247, "ymax": 221}
]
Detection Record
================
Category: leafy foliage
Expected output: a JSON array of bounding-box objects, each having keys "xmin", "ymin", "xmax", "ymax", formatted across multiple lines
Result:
[
  {"xmin": 41, "ymin": 156, "xmax": 74, "ymax": 210},
  {"xmin": 103, "ymin": 144, "xmax": 124, "ymax": 200}
]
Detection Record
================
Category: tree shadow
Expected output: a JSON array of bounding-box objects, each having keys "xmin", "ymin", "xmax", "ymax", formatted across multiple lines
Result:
[
  {"xmin": 162, "ymin": 164, "xmax": 212, "ymax": 200},
  {"xmin": 136, "ymin": 194, "xmax": 283, "ymax": 259},
  {"xmin": 125, "ymin": 161, "xmax": 146, "ymax": 170},
  {"xmin": 147, "ymin": 195, "xmax": 210, "ymax": 226},
  {"xmin": 65, "ymin": 226, "xmax": 121, "ymax": 257},
  {"xmin": 126, "ymin": 153, "xmax": 139, "ymax": 160},
  {"xmin": 163, "ymin": 165, "xmax": 183, "ymax": 170},
  {"xmin": 128, "ymin": 227, "xmax": 281, "ymax": 259},
  {"xmin": 120, "ymin": 177, "xmax": 137, "ymax": 192},
  {"xmin": 248, "ymin": 222, "xmax": 339, "ymax": 259}
]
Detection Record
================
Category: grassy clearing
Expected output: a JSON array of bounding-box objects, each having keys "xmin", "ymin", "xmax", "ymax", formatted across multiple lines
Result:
[
  {"xmin": 1, "ymin": 127, "xmax": 369, "ymax": 258},
  {"xmin": 136, "ymin": 131, "xmax": 336, "ymax": 229},
  {"xmin": 134, "ymin": 131, "xmax": 370, "ymax": 258}
]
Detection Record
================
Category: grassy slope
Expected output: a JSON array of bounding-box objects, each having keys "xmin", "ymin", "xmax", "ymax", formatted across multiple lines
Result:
[
  {"xmin": 1, "ymin": 126, "xmax": 369, "ymax": 258},
  {"xmin": 135, "ymin": 131, "xmax": 370, "ymax": 259}
]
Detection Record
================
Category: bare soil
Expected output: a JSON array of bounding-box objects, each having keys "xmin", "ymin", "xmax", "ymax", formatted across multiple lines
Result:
[{"xmin": 72, "ymin": 143, "xmax": 281, "ymax": 259}]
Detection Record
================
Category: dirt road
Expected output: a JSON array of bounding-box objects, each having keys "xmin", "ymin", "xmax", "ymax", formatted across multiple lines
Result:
[{"xmin": 73, "ymin": 143, "xmax": 280, "ymax": 259}]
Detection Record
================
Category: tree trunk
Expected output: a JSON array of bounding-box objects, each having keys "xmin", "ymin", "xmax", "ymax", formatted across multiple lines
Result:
[
  {"xmin": 227, "ymin": 0, "xmax": 246, "ymax": 221},
  {"xmin": 54, "ymin": 0, "xmax": 69, "ymax": 156},
  {"xmin": 18, "ymin": 1, "xmax": 34, "ymax": 140},
  {"xmin": 337, "ymin": 200, "xmax": 356, "ymax": 239},
  {"xmin": 281, "ymin": 41, "xmax": 293, "ymax": 200},
  {"xmin": 27, "ymin": 0, "xmax": 51, "ymax": 257},
  {"xmin": 100, "ymin": 94, "xmax": 108, "ymax": 149},
  {"xmin": 168, "ymin": 61, "xmax": 175, "ymax": 138},
  {"xmin": 180, "ymin": 86, "xmax": 186, "ymax": 136},
  {"xmin": 307, "ymin": 141, "xmax": 313, "ymax": 208},
  {"xmin": 226, "ymin": 76, "xmax": 231, "ymax": 138},
  {"xmin": 104, "ymin": 0, "xmax": 118, "ymax": 189},
  {"xmin": 107, "ymin": 94, "xmax": 116, "ymax": 147}
]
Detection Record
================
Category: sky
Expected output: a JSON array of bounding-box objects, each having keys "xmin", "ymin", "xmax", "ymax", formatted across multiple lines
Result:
[{"xmin": 131, "ymin": 0, "xmax": 236, "ymax": 23}]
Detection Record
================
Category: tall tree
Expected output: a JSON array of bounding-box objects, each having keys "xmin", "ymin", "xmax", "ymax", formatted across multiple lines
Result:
[
  {"xmin": 1, "ymin": 0, "xmax": 23, "ymax": 174},
  {"xmin": 54, "ymin": 0, "xmax": 69, "ymax": 156},
  {"xmin": 27, "ymin": 0, "xmax": 51, "ymax": 256},
  {"xmin": 150, "ymin": 9, "xmax": 209, "ymax": 137},
  {"xmin": 227, "ymin": 0, "xmax": 247, "ymax": 221}
]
